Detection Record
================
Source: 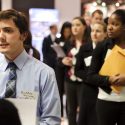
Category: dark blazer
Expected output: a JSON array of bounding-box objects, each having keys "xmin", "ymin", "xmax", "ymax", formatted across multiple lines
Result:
[
  {"xmin": 86, "ymin": 38, "xmax": 116, "ymax": 94},
  {"xmin": 42, "ymin": 35, "xmax": 59, "ymax": 69},
  {"xmin": 57, "ymin": 40, "xmax": 82, "ymax": 84},
  {"xmin": 55, "ymin": 41, "xmax": 66, "ymax": 93},
  {"xmin": 75, "ymin": 41, "xmax": 98, "ymax": 99}
]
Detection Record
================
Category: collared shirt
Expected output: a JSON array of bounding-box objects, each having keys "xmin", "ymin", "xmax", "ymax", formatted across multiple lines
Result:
[
  {"xmin": 50, "ymin": 34, "xmax": 56, "ymax": 43},
  {"xmin": 92, "ymin": 42, "xmax": 96, "ymax": 49},
  {"xmin": 0, "ymin": 50, "xmax": 61, "ymax": 125}
]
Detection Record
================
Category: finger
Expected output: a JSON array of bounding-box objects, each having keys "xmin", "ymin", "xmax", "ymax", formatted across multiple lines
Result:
[
  {"xmin": 112, "ymin": 78, "xmax": 119, "ymax": 84},
  {"xmin": 115, "ymin": 74, "xmax": 120, "ymax": 76}
]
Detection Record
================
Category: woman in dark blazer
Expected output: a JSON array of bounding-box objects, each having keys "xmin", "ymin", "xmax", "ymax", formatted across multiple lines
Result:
[
  {"xmin": 87, "ymin": 9, "xmax": 125, "ymax": 125},
  {"xmin": 75, "ymin": 22, "xmax": 107, "ymax": 125},
  {"xmin": 59, "ymin": 17, "xmax": 89, "ymax": 125},
  {"xmin": 55, "ymin": 21, "xmax": 72, "ymax": 118}
]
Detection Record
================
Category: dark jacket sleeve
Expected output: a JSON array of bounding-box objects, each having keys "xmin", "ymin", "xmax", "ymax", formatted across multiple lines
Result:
[
  {"xmin": 75, "ymin": 46, "xmax": 89, "ymax": 81},
  {"xmin": 86, "ymin": 41, "xmax": 112, "ymax": 93}
]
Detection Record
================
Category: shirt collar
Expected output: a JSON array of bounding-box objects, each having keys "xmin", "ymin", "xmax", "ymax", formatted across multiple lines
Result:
[
  {"xmin": 13, "ymin": 50, "xmax": 29, "ymax": 70},
  {"xmin": 0, "ymin": 50, "xmax": 29, "ymax": 71},
  {"xmin": 50, "ymin": 34, "xmax": 56, "ymax": 42},
  {"xmin": 92, "ymin": 42, "xmax": 96, "ymax": 49},
  {"xmin": 0, "ymin": 54, "xmax": 8, "ymax": 71}
]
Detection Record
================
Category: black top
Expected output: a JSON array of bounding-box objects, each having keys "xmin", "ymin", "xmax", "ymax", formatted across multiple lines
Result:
[
  {"xmin": 86, "ymin": 38, "xmax": 117, "ymax": 94},
  {"xmin": 75, "ymin": 41, "xmax": 93, "ymax": 80},
  {"xmin": 42, "ymin": 35, "xmax": 59, "ymax": 69},
  {"xmin": 58, "ymin": 40, "xmax": 82, "ymax": 84},
  {"xmin": 75, "ymin": 41, "xmax": 98, "ymax": 98}
]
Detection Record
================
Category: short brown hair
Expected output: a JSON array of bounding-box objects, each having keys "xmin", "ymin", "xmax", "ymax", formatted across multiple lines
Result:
[
  {"xmin": 0, "ymin": 9, "xmax": 29, "ymax": 34},
  {"xmin": 92, "ymin": 9, "xmax": 103, "ymax": 17},
  {"xmin": 49, "ymin": 24, "xmax": 57, "ymax": 30}
]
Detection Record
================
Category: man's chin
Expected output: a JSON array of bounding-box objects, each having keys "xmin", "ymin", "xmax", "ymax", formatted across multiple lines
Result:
[
  {"xmin": 0, "ymin": 50, "xmax": 8, "ymax": 55},
  {"xmin": 108, "ymin": 35, "xmax": 115, "ymax": 38}
]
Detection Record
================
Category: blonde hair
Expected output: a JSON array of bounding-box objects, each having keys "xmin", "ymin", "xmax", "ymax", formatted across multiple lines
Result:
[{"xmin": 93, "ymin": 22, "xmax": 107, "ymax": 32}]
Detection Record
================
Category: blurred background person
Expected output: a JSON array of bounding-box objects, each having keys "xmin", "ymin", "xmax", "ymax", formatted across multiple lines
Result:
[
  {"xmin": 58, "ymin": 21, "xmax": 72, "ymax": 47},
  {"xmin": 0, "ymin": 99, "xmax": 21, "ymax": 125},
  {"xmin": 88, "ymin": 9, "xmax": 104, "ymax": 35},
  {"xmin": 60, "ymin": 17, "xmax": 89, "ymax": 125},
  {"xmin": 91, "ymin": 9, "xmax": 104, "ymax": 26},
  {"xmin": 75, "ymin": 22, "xmax": 107, "ymax": 125},
  {"xmin": 42, "ymin": 24, "xmax": 59, "ymax": 70},
  {"xmin": 84, "ymin": 9, "xmax": 103, "ymax": 44},
  {"xmin": 55, "ymin": 21, "xmax": 72, "ymax": 120}
]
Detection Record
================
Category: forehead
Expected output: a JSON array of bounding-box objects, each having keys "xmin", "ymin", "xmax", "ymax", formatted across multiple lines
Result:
[
  {"xmin": 108, "ymin": 14, "xmax": 121, "ymax": 23},
  {"xmin": 72, "ymin": 19, "xmax": 83, "ymax": 25},
  {"xmin": 92, "ymin": 24, "xmax": 105, "ymax": 33},
  {"xmin": 64, "ymin": 28, "xmax": 71, "ymax": 31},
  {"xmin": 93, "ymin": 13, "xmax": 103, "ymax": 18},
  {"xmin": 0, "ymin": 19, "xmax": 17, "ymax": 28},
  {"xmin": 92, "ymin": 23, "xmax": 103, "ymax": 29}
]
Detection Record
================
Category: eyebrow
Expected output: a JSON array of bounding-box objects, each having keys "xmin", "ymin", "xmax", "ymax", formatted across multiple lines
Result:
[{"xmin": 1, "ymin": 26, "xmax": 17, "ymax": 30}]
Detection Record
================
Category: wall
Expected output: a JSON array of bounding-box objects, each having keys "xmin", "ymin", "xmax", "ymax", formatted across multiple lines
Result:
[
  {"xmin": 1, "ymin": 0, "xmax": 11, "ymax": 10},
  {"xmin": 1, "ymin": 0, "xmax": 81, "ymax": 27},
  {"xmin": 55, "ymin": 0, "xmax": 81, "ymax": 28},
  {"xmin": 12, "ymin": 0, "xmax": 54, "ymax": 16}
]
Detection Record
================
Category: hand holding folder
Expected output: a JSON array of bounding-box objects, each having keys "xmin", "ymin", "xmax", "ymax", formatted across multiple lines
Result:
[{"xmin": 99, "ymin": 45, "xmax": 125, "ymax": 93}]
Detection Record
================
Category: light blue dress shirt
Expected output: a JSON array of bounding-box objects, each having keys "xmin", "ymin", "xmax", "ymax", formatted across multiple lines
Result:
[{"xmin": 0, "ymin": 50, "xmax": 61, "ymax": 125}]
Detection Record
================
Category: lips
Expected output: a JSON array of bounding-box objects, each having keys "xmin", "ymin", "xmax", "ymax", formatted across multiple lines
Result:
[
  {"xmin": 108, "ymin": 32, "xmax": 113, "ymax": 36},
  {"xmin": 0, "ymin": 44, "xmax": 9, "ymax": 48}
]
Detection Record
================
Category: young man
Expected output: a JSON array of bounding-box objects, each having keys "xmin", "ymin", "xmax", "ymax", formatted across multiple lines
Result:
[
  {"xmin": 42, "ymin": 24, "xmax": 59, "ymax": 70},
  {"xmin": 91, "ymin": 9, "xmax": 104, "ymax": 25},
  {"xmin": 86, "ymin": 9, "xmax": 104, "ymax": 39},
  {"xmin": 0, "ymin": 9, "xmax": 61, "ymax": 125}
]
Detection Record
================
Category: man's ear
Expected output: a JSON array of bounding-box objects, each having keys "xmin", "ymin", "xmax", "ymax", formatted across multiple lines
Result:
[{"xmin": 20, "ymin": 32, "xmax": 28, "ymax": 41}]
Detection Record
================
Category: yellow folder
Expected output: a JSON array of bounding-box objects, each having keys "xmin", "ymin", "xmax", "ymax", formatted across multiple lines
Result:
[{"xmin": 99, "ymin": 45, "xmax": 125, "ymax": 93}]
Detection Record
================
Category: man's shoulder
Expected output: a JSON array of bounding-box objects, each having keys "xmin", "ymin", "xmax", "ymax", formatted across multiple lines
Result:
[
  {"xmin": 28, "ymin": 57, "xmax": 55, "ymax": 74},
  {"xmin": 43, "ymin": 35, "xmax": 50, "ymax": 41}
]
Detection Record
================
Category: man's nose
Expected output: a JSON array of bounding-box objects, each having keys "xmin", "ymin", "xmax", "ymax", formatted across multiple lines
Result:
[
  {"xmin": 0, "ymin": 30, "xmax": 5, "ymax": 42},
  {"xmin": 107, "ymin": 25, "xmax": 113, "ymax": 31},
  {"xmin": 0, "ymin": 30, "xmax": 5, "ymax": 37}
]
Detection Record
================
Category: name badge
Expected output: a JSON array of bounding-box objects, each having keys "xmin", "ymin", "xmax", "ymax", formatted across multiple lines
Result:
[
  {"xmin": 18, "ymin": 91, "xmax": 38, "ymax": 100},
  {"xmin": 84, "ymin": 56, "xmax": 92, "ymax": 66}
]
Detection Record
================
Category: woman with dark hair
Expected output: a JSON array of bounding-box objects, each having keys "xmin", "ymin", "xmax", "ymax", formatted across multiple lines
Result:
[
  {"xmin": 87, "ymin": 9, "xmax": 125, "ymax": 125},
  {"xmin": 55, "ymin": 21, "xmax": 72, "ymax": 119},
  {"xmin": 0, "ymin": 99, "xmax": 21, "ymax": 125},
  {"xmin": 60, "ymin": 22, "xmax": 72, "ymax": 42},
  {"xmin": 60, "ymin": 17, "xmax": 89, "ymax": 125}
]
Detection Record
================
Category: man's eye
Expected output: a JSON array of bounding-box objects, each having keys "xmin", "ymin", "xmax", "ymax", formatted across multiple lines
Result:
[{"xmin": 4, "ymin": 29, "xmax": 13, "ymax": 33}]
